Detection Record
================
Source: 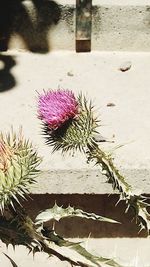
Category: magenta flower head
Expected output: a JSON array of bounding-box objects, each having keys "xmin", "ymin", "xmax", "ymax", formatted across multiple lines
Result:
[{"xmin": 38, "ymin": 89, "xmax": 79, "ymax": 130}]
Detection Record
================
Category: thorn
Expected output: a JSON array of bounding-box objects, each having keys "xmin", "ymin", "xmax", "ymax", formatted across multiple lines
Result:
[
  {"xmin": 85, "ymin": 232, "xmax": 91, "ymax": 251},
  {"xmin": 125, "ymin": 205, "xmax": 130, "ymax": 213},
  {"xmin": 138, "ymin": 225, "xmax": 145, "ymax": 234},
  {"xmin": 113, "ymin": 243, "xmax": 118, "ymax": 259},
  {"xmin": 134, "ymin": 249, "xmax": 139, "ymax": 267},
  {"xmin": 115, "ymin": 197, "xmax": 122, "ymax": 206},
  {"xmin": 52, "ymin": 221, "xmax": 55, "ymax": 231}
]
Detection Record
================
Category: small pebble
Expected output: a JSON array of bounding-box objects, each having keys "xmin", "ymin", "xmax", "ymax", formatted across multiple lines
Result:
[
  {"xmin": 119, "ymin": 61, "xmax": 132, "ymax": 72},
  {"xmin": 107, "ymin": 103, "xmax": 116, "ymax": 107},
  {"xmin": 67, "ymin": 71, "xmax": 74, "ymax": 77}
]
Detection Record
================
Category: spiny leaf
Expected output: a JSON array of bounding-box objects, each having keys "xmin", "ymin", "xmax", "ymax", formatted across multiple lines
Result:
[
  {"xmin": 0, "ymin": 207, "xmax": 121, "ymax": 267},
  {"xmin": 35, "ymin": 203, "xmax": 119, "ymax": 224},
  {"xmin": 42, "ymin": 229, "xmax": 123, "ymax": 267}
]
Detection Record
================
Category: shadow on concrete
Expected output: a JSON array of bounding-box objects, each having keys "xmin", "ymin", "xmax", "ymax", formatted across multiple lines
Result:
[
  {"xmin": 0, "ymin": 0, "xmax": 61, "ymax": 91},
  {"xmin": 24, "ymin": 194, "xmax": 149, "ymax": 238},
  {"xmin": 0, "ymin": 0, "xmax": 61, "ymax": 53},
  {"xmin": 0, "ymin": 55, "xmax": 16, "ymax": 92}
]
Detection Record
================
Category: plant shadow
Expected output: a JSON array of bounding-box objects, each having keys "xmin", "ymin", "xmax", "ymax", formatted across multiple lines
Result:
[
  {"xmin": 0, "ymin": 55, "xmax": 16, "ymax": 92},
  {"xmin": 0, "ymin": 0, "xmax": 61, "ymax": 92},
  {"xmin": 0, "ymin": 0, "xmax": 61, "ymax": 53},
  {"xmin": 24, "ymin": 194, "xmax": 149, "ymax": 238}
]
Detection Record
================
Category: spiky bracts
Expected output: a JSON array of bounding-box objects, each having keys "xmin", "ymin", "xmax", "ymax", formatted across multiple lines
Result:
[
  {"xmin": 0, "ymin": 129, "xmax": 41, "ymax": 212},
  {"xmin": 38, "ymin": 89, "xmax": 150, "ymax": 234}
]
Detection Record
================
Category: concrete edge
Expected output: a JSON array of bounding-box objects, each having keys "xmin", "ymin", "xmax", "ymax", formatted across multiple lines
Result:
[
  {"xmin": 30, "ymin": 169, "xmax": 150, "ymax": 194},
  {"xmin": 93, "ymin": 0, "xmax": 150, "ymax": 6}
]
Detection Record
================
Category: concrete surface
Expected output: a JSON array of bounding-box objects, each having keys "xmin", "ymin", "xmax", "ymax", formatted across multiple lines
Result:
[
  {"xmin": 0, "ymin": 50, "xmax": 150, "ymax": 193},
  {"xmin": 92, "ymin": 4, "xmax": 150, "ymax": 51},
  {"xmin": 1, "ymin": 238, "xmax": 150, "ymax": 267},
  {"xmin": 1, "ymin": 49, "xmax": 150, "ymax": 266},
  {"xmin": 32, "ymin": 169, "xmax": 150, "ymax": 194},
  {"xmin": 93, "ymin": 0, "xmax": 150, "ymax": 5},
  {"xmin": 2, "ymin": 0, "xmax": 150, "ymax": 51}
]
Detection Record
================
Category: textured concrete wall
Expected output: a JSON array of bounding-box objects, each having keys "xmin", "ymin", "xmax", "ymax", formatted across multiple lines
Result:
[
  {"xmin": 1, "ymin": 0, "xmax": 150, "ymax": 51},
  {"xmin": 92, "ymin": 4, "xmax": 150, "ymax": 51}
]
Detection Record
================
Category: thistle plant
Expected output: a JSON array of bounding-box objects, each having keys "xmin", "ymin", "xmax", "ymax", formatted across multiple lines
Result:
[
  {"xmin": 0, "ymin": 129, "xmax": 121, "ymax": 267},
  {"xmin": 0, "ymin": 129, "xmax": 41, "ymax": 211},
  {"xmin": 38, "ymin": 89, "xmax": 150, "ymax": 234}
]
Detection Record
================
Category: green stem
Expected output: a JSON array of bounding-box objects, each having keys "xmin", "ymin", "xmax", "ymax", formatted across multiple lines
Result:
[{"xmin": 87, "ymin": 141, "xmax": 150, "ymax": 233}]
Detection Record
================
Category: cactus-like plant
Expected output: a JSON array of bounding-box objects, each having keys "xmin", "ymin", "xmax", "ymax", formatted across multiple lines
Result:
[
  {"xmin": 0, "ymin": 129, "xmax": 41, "ymax": 212},
  {"xmin": 38, "ymin": 89, "xmax": 150, "ymax": 234}
]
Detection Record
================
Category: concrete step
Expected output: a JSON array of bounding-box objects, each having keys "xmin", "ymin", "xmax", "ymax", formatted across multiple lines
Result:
[
  {"xmin": 1, "ymin": 238, "xmax": 150, "ymax": 267},
  {"xmin": 2, "ymin": 0, "xmax": 150, "ymax": 51},
  {"xmin": 31, "ymin": 169, "xmax": 150, "ymax": 195},
  {"xmin": 0, "ymin": 50, "xmax": 150, "ymax": 194}
]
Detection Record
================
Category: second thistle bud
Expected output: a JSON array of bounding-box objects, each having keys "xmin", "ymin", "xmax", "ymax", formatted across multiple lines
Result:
[{"xmin": 0, "ymin": 130, "xmax": 41, "ymax": 212}]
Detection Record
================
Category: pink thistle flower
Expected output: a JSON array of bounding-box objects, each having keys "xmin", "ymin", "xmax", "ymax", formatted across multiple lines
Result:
[{"xmin": 38, "ymin": 89, "xmax": 79, "ymax": 129}]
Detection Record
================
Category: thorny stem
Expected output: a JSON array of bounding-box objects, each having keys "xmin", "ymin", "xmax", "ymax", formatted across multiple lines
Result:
[
  {"xmin": 87, "ymin": 141, "xmax": 150, "ymax": 233},
  {"xmin": 0, "ymin": 205, "xmax": 94, "ymax": 267}
]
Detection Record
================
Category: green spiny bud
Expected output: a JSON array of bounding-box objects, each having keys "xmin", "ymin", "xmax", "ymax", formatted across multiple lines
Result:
[{"xmin": 0, "ymin": 129, "xmax": 41, "ymax": 212}]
